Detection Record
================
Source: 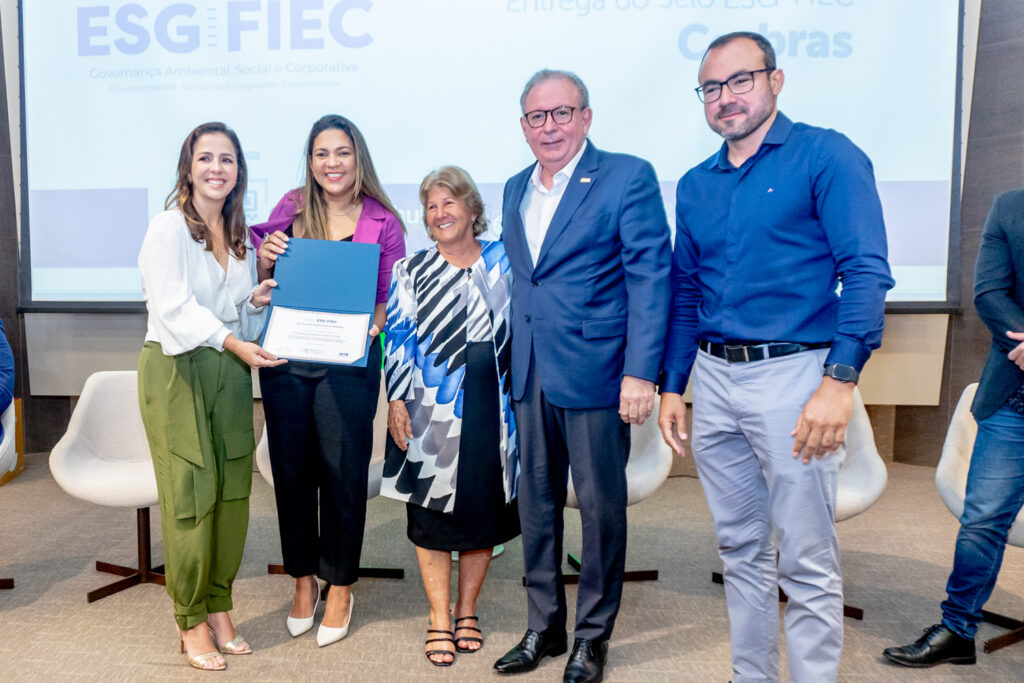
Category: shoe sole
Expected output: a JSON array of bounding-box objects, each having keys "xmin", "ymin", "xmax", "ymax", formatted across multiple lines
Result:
[{"xmin": 882, "ymin": 652, "xmax": 976, "ymax": 668}]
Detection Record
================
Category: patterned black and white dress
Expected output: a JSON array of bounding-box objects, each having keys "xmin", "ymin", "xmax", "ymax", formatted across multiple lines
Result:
[{"xmin": 382, "ymin": 240, "xmax": 519, "ymax": 550}]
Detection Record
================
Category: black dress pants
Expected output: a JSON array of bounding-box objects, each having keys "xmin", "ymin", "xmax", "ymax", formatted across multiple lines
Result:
[
  {"xmin": 514, "ymin": 353, "xmax": 630, "ymax": 643},
  {"xmin": 259, "ymin": 340, "xmax": 381, "ymax": 586}
]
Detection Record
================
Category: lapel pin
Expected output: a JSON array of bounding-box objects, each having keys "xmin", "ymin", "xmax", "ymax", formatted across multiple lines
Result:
[{"xmin": 580, "ymin": 177, "xmax": 591, "ymax": 183}]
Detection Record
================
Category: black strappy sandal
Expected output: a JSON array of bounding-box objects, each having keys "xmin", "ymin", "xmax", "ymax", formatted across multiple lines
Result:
[
  {"xmin": 453, "ymin": 615, "xmax": 483, "ymax": 653},
  {"xmin": 425, "ymin": 628, "xmax": 456, "ymax": 666}
]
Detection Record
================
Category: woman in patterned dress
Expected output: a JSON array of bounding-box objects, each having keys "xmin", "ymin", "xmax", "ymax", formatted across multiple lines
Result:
[{"xmin": 382, "ymin": 166, "xmax": 520, "ymax": 667}]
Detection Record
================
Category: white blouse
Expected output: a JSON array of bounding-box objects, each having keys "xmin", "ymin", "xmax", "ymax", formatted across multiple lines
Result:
[{"xmin": 139, "ymin": 209, "xmax": 266, "ymax": 356}]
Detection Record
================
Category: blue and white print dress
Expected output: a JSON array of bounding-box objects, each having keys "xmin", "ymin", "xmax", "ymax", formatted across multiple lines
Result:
[{"xmin": 381, "ymin": 240, "xmax": 518, "ymax": 513}]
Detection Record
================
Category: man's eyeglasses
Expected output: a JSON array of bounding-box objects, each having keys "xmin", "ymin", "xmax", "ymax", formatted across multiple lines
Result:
[
  {"xmin": 695, "ymin": 68, "xmax": 774, "ymax": 104},
  {"xmin": 523, "ymin": 106, "xmax": 578, "ymax": 128}
]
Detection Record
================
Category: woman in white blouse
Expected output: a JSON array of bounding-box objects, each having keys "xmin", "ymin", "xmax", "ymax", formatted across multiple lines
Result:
[{"xmin": 137, "ymin": 122, "xmax": 284, "ymax": 672}]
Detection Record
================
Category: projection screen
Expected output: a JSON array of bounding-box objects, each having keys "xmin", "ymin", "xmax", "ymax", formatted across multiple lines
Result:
[{"xmin": 19, "ymin": 0, "xmax": 961, "ymax": 306}]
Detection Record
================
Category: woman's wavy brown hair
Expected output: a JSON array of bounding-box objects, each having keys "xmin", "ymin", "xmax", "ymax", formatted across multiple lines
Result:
[
  {"xmin": 293, "ymin": 114, "xmax": 405, "ymax": 239},
  {"xmin": 164, "ymin": 122, "xmax": 249, "ymax": 259}
]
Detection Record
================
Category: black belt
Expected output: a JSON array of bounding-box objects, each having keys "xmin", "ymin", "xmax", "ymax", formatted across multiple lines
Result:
[{"xmin": 698, "ymin": 340, "xmax": 831, "ymax": 363}]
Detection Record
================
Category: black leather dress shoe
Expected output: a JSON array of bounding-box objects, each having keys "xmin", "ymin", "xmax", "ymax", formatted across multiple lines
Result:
[
  {"xmin": 882, "ymin": 623, "xmax": 976, "ymax": 667},
  {"xmin": 563, "ymin": 637, "xmax": 608, "ymax": 683},
  {"xmin": 493, "ymin": 628, "xmax": 568, "ymax": 674}
]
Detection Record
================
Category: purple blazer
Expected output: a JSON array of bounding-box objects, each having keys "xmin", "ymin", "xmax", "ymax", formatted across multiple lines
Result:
[{"xmin": 250, "ymin": 190, "xmax": 406, "ymax": 305}]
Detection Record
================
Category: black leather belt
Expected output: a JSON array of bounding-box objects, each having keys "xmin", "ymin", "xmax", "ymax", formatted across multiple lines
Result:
[{"xmin": 699, "ymin": 340, "xmax": 831, "ymax": 363}]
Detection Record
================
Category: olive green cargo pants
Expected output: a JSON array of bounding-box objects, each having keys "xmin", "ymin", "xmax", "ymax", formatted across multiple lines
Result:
[{"xmin": 138, "ymin": 342, "xmax": 255, "ymax": 631}]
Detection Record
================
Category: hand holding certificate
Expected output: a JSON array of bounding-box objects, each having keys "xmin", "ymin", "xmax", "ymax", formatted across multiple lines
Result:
[
  {"xmin": 260, "ymin": 238, "xmax": 380, "ymax": 366},
  {"xmin": 263, "ymin": 308, "xmax": 370, "ymax": 364}
]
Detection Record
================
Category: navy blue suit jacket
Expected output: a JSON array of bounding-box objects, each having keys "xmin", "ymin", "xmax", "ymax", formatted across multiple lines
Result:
[
  {"xmin": 972, "ymin": 188, "xmax": 1024, "ymax": 420},
  {"xmin": 501, "ymin": 142, "xmax": 672, "ymax": 409}
]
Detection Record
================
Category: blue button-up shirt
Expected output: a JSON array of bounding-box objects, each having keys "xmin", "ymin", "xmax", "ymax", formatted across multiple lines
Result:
[
  {"xmin": 0, "ymin": 318, "xmax": 13, "ymax": 444},
  {"xmin": 662, "ymin": 112, "xmax": 894, "ymax": 394}
]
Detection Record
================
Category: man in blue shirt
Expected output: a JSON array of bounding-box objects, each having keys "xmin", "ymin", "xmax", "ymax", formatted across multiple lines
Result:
[
  {"xmin": 658, "ymin": 32, "xmax": 893, "ymax": 682},
  {"xmin": 0, "ymin": 318, "xmax": 13, "ymax": 445}
]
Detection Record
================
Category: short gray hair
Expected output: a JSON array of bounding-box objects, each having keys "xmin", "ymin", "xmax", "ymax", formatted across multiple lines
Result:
[{"xmin": 519, "ymin": 69, "xmax": 590, "ymax": 113}]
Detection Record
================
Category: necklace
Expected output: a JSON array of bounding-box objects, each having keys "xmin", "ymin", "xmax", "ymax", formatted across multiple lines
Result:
[{"xmin": 326, "ymin": 201, "xmax": 361, "ymax": 217}]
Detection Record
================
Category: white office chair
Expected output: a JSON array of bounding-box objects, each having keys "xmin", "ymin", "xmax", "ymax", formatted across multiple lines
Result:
[
  {"xmin": 836, "ymin": 386, "xmax": 888, "ymax": 523},
  {"xmin": 255, "ymin": 428, "xmax": 386, "ymax": 499},
  {"xmin": 562, "ymin": 394, "xmax": 675, "ymax": 583},
  {"xmin": 936, "ymin": 382, "xmax": 1024, "ymax": 653},
  {"xmin": 0, "ymin": 402, "xmax": 18, "ymax": 481},
  {"xmin": 566, "ymin": 395, "xmax": 674, "ymax": 509},
  {"xmin": 254, "ymin": 376, "xmax": 403, "ymax": 579},
  {"xmin": 0, "ymin": 402, "xmax": 17, "ymax": 589},
  {"xmin": 833, "ymin": 386, "xmax": 888, "ymax": 619},
  {"xmin": 49, "ymin": 371, "xmax": 165, "ymax": 602}
]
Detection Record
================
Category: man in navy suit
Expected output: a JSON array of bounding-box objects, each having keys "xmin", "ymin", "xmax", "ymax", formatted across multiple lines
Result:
[{"xmin": 493, "ymin": 70, "xmax": 671, "ymax": 683}]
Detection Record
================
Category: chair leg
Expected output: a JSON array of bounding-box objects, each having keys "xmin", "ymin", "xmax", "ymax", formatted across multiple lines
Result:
[
  {"xmin": 267, "ymin": 562, "xmax": 404, "ymax": 580},
  {"xmin": 982, "ymin": 609, "xmax": 1024, "ymax": 653},
  {"xmin": 356, "ymin": 566, "xmax": 405, "ymax": 579},
  {"xmin": 86, "ymin": 507, "xmax": 166, "ymax": 603},
  {"xmin": 567, "ymin": 552, "xmax": 658, "ymax": 583},
  {"xmin": 521, "ymin": 552, "xmax": 659, "ymax": 587},
  {"xmin": 711, "ymin": 571, "xmax": 863, "ymax": 620}
]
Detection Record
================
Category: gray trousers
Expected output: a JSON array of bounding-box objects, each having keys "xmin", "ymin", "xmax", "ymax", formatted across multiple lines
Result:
[
  {"xmin": 691, "ymin": 348, "xmax": 843, "ymax": 683},
  {"xmin": 515, "ymin": 356, "xmax": 630, "ymax": 642}
]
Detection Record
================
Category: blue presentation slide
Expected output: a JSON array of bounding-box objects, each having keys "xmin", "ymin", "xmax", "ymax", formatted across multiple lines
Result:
[{"xmin": 22, "ymin": 0, "xmax": 959, "ymax": 303}]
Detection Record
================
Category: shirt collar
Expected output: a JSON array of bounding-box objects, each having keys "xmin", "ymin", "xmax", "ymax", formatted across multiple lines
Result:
[
  {"xmin": 708, "ymin": 111, "xmax": 793, "ymax": 171},
  {"xmin": 529, "ymin": 140, "xmax": 588, "ymax": 191}
]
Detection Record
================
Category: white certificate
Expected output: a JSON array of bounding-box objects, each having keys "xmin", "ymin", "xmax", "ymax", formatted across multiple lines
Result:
[{"xmin": 262, "ymin": 306, "xmax": 370, "ymax": 364}]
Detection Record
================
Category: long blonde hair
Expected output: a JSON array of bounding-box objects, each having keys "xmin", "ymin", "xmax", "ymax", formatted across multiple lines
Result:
[
  {"xmin": 293, "ymin": 115, "xmax": 405, "ymax": 239},
  {"xmin": 164, "ymin": 122, "xmax": 249, "ymax": 259}
]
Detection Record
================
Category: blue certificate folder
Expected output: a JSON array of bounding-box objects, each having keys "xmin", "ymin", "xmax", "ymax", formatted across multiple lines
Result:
[{"xmin": 259, "ymin": 238, "xmax": 380, "ymax": 367}]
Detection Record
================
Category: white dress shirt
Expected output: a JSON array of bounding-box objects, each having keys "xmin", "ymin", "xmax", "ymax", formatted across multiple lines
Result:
[
  {"xmin": 140, "ymin": 209, "xmax": 266, "ymax": 356},
  {"xmin": 519, "ymin": 141, "xmax": 588, "ymax": 267}
]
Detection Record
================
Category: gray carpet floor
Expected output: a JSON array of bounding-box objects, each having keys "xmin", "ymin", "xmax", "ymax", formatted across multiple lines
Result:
[{"xmin": 2, "ymin": 453, "xmax": 1023, "ymax": 682}]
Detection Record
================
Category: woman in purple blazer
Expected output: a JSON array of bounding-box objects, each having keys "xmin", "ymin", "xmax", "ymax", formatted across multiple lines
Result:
[{"xmin": 251, "ymin": 114, "xmax": 405, "ymax": 648}]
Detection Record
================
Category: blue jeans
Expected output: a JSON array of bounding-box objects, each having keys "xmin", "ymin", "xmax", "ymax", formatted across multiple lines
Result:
[{"xmin": 941, "ymin": 406, "xmax": 1024, "ymax": 639}]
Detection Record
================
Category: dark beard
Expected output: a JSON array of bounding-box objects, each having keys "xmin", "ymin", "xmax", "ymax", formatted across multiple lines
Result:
[{"xmin": 717, "ymin": 104, "xmax": 772, "ymax": 142}]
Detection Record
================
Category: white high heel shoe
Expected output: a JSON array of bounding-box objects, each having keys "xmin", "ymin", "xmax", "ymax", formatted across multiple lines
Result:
[
  {"xmin": 316, "ymin": 593, "xmax": 354, "ymax": 647},
  {"xmin": 286, "ymin": 580, "xmax": 321, "ymax": 637}
]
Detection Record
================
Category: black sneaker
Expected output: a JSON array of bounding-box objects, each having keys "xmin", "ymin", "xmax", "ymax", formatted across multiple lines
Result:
[{"xmin": 883, "ymin": 624, "xmax": 976, "ymax": 668}]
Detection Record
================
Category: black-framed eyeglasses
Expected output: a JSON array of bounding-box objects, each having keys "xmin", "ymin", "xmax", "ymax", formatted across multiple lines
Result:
[
  {"xmin": 523, "ymin": 106, "xmax": 578, "ymax": 128},
  {"xmin": 695, "ymin": 68, "xmax": 774, "ymax": 103}
]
